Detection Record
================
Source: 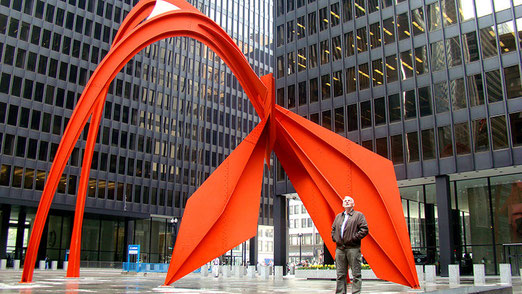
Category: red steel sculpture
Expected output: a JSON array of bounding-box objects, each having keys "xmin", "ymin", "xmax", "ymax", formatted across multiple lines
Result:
[{"xmin": 20, "ymin": 0, "xmax": 419, "ymax": 288}]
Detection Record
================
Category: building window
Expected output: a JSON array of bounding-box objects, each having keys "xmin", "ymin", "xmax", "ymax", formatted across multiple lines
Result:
[
  {"xmin": 360, "ymin": 101, "xmax": 371, "ymax": 128},
  {"xmin": 450, "ymin": 78, "xmax": 467, "ymax": 110},
  {"xmin": 287, "ymin": 51, "xmax": 296, "ymax": 75},
  {"xmin": 347, "ymin": 104, "xmax": 358, "ymax": 132},
  {"xmin": 332, "ymin": 36, "xmax": 342, "ymax": 61},
  {"xmin": 404, "ymin": 90, "xmax": 416, "ymax": 119},
  {"xmin": 391, "ymin": 135, "xmax": 404, "ymax": 164},
  {"xmin": 430, "ymin": 41, "xmax": 446, "ymax": 72},
  {"xmin": 414, "ymin": 46, "xmax": 428, "ymax": 75},
  {"xmin": 491, "ymin": 115, "xmax": 508, "ymax": 150},
  {"xmin": 308, "ymin": 44, "xmax": 318, "ymax": 68},
  {"xmin": 497, "ymin": 21, "xmax": 516, "ymax": 54},
  {"xmin": 372, "ymin": 59, "xmax": 383, "ymax": 87},
  {"xmin": 504, "ymin": 65, "xmax": 522, "ymax": 99},
  {"xmin": 485, "ymin": 70, "xmax": 503, "ymax": 103},
  {"xmin": 467, "ymin": 74, "xmax": 485, "ymax": 106},
  {"xmin": 288, "ymin": 84, "xmax": 296, "ymax": 108},
  {"xmin": 297, "ymin": 16, "xmax": 305, "ymax": 39},
  {"xmin": 342, "ymin": 0, "xmax": 353, "ymax": 22},
  {"xmin": 400, "ymin": 50, "xmax": 413, "ymax": 80},
  {"xmin": 333, "ymin": 70, "xmax": 343, "ymax": 97},
  {"xmin": 433, "ymin": 81, "xmax": 449, "ymax": 113},
  {"xmin": 374, "ymin": 97, "xmax": 385, "ymax": 125},
  {"xmin": 438, "ymin": 125, "xmax": 453, "ymax": 158},
  {"xmin": 319, "ymin": 7, "xmax": 328, "ymax": 31},
  {"xmin": 310, "ymin": 78, "xmax": 318, "ymax": 103},
  {"xmin": 406, "ymin": 132, "xmax": 419, "ymax": 162},
  {"xmin": 421, "ymin": 129, "xmax": 436, "ymax": 160},
  {"xmin": 335, "ymin": 107, "xmax": 345, "ymax": 133},
  {"xmin": 480, "ymin": 26, "xmax": 498, "ymax": 59},
  {"xmin": 385, "ymin": 55, "xmax": 398, "ymax": 82},
  {"xmin": 330, "ymin": 3, "xmax": 340, "ymax": 27},
  {"xmin": 472, "ymin": 119, "xmax": 489, "ymax": 152},
  {"xmin": 320, "ymin": 40, "xmax": 330, "ymax": 65},
  {"xmin": 412, "ymin": 7, "xmax": 425, "ymax": 36},
  {"xmin": 358, "ymin": 63, "xmax": 369, "ymax": 90},
  {"xmin": 346, "ymin": 67, "xmax": 356, "ymax": 93},
  {"xmin": 344, "ymin": 31, "xmax": 354, "ymax": 57},
  {"xmin": 454, "ymin": 122, "xmax": 471, "ymax": 155},
  {"xmin": 322, "ymin": 110, "xmax": 332, "ymax": 130},
  {"xmin": 321, "ymin": 74, "xmax": 331, "ymax": 100},
  {"xmin": 355, "ymin": 0, "xmax": 365, "ymax": 18},
  {"xmin": 308, "ymin": 12, "xmax": 317, "ymax": 35},
  {"xmin": 388, "ymin": 94, "xmax": 401, "ymax": 122},
  {"xmin": 397, "ymin": 13, "xmax": 410, "ymax": 40},
  {"xmin": 369, "ymin": 22, "xmax": 381, "ymax": 49},
  {"xmin": 446, "ymin": 37, "xmax": 462, "ymax": 67},
  {"xmin": 510, "ymin": 112, "xmax": 522, "ymax": 147},
  {"xmin": 357, "ymin": 27, "xmax": 367, "ymax": 52},
  {"xmin": 287, "ymin": 20, "xmax": 295, "ymax": 43},
  {"xmin": 441, "ymin": 0, "xmax": 457, "ymax": 27},
  {"xmin": 376, "ymin": 138, "xmax": 388, "ymax": 158},
  {"xmin": 383, "ymin": 18, "xmax": 395, "ymax": 45},
  {"xmin": 299, "ymin": 81, "xmax": 307, "ymax": 106},
  {"xmin": 427, "ymin": 3, "xmax": 441, "ymax": 31}
]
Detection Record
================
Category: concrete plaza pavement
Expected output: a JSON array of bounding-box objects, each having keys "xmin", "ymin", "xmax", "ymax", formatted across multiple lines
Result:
[{"xmin": 0, "ymin": 268, "xmax": 520, "ymax": 293}]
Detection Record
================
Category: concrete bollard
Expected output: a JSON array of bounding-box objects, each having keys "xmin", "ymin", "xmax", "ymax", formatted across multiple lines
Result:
[
  {"xmin": 500, "ymin": 264, "xmax": 512, "ymax": 285},
  {"xmin": 201, "ymin": 264, "xmax": 209, "ymax": 277},
  {"xmin": 13, "ymin": 260, "xmax": 20, "ymax": 270},
  {"xmin": 425, "ymin": 265, "xmax": 436, "ymax": 283},
  {"xmin": 51, "ymin": 260, "xmax": 58, "ymax": 270},
  {"xmin": 247, "ymin": 265, "xmax": 256, "ymax": 278},
  {"xmin": 274, "ymin": 266, "xmax": 283, "ymax": 280},
  {"xmin": 39, "ymin": 260, "xmax": 46, "ymax": 270},
  {"xmin": 415, "ymin": 265, "xmax": 424, "ymax": 282},
  {"xmin": 473, "ymin": 264, "xmax": 486, "ymax": 285},
  {"xmin": 63, "ymin": 261, "xmax": 68, "ymax": 271},
  {"xmin": 448, "ymin": 264, "xmax": 460, "ymax": 286},
  {"xmin": 260, "ymin": 266, "xmax": 269, "ymax": 280},
  {"xmin": 0, "ymin": 259, "xmax": 6, "ymax": 270},
  {"xmin": 224, "ymin": 266, "xmax": 232, "ymax": 277},
  {"xmin": 235, "ymin": 265, "xmax": 245, "ymax": 277}
]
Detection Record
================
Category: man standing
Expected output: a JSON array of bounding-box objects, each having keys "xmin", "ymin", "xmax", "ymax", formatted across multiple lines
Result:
[{"xmin": 331, "ymin": 196, "xmax": 369, "ymax": 294}]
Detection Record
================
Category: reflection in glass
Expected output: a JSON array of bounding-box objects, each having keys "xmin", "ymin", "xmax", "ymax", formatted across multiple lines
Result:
[
  {"xmin": 355, "ymin": 0, "xmax": 366, "ymax": 18},
  {"xmin": 368, "ymin": 0, "xmax": 379, "ymax": 14},
  {"xmin": 297, "ymin": 48, "xmax": 306, "ymax": 72},
  {"xmin": 276, "ymin": 25, "xmax": 284, "ymax": 47},
  {"xmin": 504, "ymin": 65, "xmax": 522, "ymax": 99},
  {"xmin": 342, "ymin": 0, "xmax": 353, "ymax": 22},
  {"xmin": 335, "ymin": 107, "xmax": 344, "ymax": 133},
  {"xmin": 403, "ymin": 90, "xmax": 416, "ymax": 119},
  {"xmin": 419, "ymin": 86, "xmax": 433, "ymax": 117},
  {"xmin": 388, "ymin": 94, "xmax": 401, "ymax": 122},
  {"xmin": 287, "ymin": 51, "xmax": 296, "ymax": 75},
  {"xmin": 454, "ymin": 122, "xmax": 471, "ymax": 155},
  {"xmin": 374, "ymin": 97, "xmax": 385, "ymax": 125},
  {"xmin": 287, "ymin": 20, "xmax": 295, "ymax": 43},
  {"xmin": 457, "ymin": 0, "xmax": 475, "ymax": 22},
  {"xmin": 370, "ymin": 23, "xmax": 382, "ymax": 49},
  {"xmin": 320, "ymin": 7, "xmax": 328, "ymax": 31},
  {"xmin": 476, "ymin": 0, "xmax": 493, "ymax": 17},
  {"xmin": 331, "ymin": 3, "xmax": 340, "ymax": 27},
  {"xmin": 308, "ymin": 12, "xmax": 317, "ymax": 35},
  {"xmin": 438, "ymin": 125, "xmax": 453, "ymax": 158},
  {"xmin": 433, "ymin": 81, "xmax": 449, "ymax": 113},
  {"xmin": 497, "ymin": 21, "xmax": 516, "ymax": 54},
  {"xmin": 472, "ymin": 118, "xmax": 489, "ymax": 152},
  {"xmin": 397, "ymin": 13, "xmax": 410, "ymax": 40},
  {"xmin": 427, "ymin": 3, "xmax": 441, "ymax": 32},
  {"xmin": 359, "ymin": 63, "xmax": 370, "ymax": 90},
  {"xmin": 309, "ymin": 44, "xmax": 318, "ymax": 68},
  {"xmin": 333, "ymin": 70, "xmax": 343, "ymax": 97},
  {"xmin": 344, "ymin": 31, "xmax": 355, "ymax": 57},
  {"xmin": 509, "ymin": 112, "xmax": 522, "ymax": 146},
  {"xmin": 400, "ymin": 50, "xmax": 413, "ymax": 80},
  {"xmin": 376, "ymin": 137, "xmax": 388, "ymax": 158},
  {"xmin": 297, "ymin": 16, "xmax": 306, "ymax": 39},
  {"xmin": 406, "ymin": 131, "xmax": 420, "ymax": 162},
  {"xmin": 491, "ymin": 115, "xmax": 508, "ymax": 150},
  {"xmin": 493, "ymin": 0, "xmax": 510, "ymax": 12},
  {"xmin": 415, "ymin": 46, "xmax": 428, "ymax": 75},
  {"xmin": 480, "ymin": 26, "xmax": 498, "ymax": 59},
  {"xmin": 486, "ymin": 70, "xmax": 503, "ymax": 103},
  {"xmin": 467, "ymin": 74, "xmax": 485, "ymax": 106},
  {"xmin": 346, "ymin": 67, "xmax": 356, "ymax": 93},
  {"xmin": 288, "ymin": 84, "xmax": 296, "ymax": 108},
  {"xmin": 391, "ymin": 134, "xmax": 404, "ymax": 164},
  {"xmin": 310, "ymin": 78, "xmax": 319, "ymax": 103},
  {"xmin": 320, "ymin": 40, "xmax": 329, "ymax": 65},
  {"xmin": 386, "ymin": 55, "xmax": 398, "ymax": 82},
  {"xmin": 462, "ymin": 31, "xmax": 479, "ymax": 63},
  {"xmin": 421, "ymin": 129, "xmax": 435, "ymax": 160},
  {"xmin": 490, "ymin": 175, "xmax": 522, "ymax": 248},
  {"xmin": 347, "ymin": 104, "xmax": 358, "ymax": 131},
  {"xmin": 446, "ymin": 37, "xmax": 462, "ymax": 67},
  {"xmin": 412, "ymin": 7, "xmax": 425, "ymax": 36},
  {"xmin": 321, "ymin": 74, "xmax": 331, "ymax": 100},
  {"xmin": 299, "ymin": 81, "xmax": 307, "ymax": 105},
  {"xmin": 361, "ymin": 100, "xmax": 372, "ymax": 128},
  {"xmin": 441, "ymin": 0, "xmax": 457, "ymax": 27},
  {"xmin": 357, "ymin": 27, "xmax": 368, "ymax": 52},
  {"xmin": 383, "ymin": 18, "xmax": 396, "ymax": 45},
  {"xmin": 332, "ymin": 36, "xmax": 342, "ymax": 61},
  {"xmin": 450, "ymin": 78, "xmax": 467, "ymax": 110},
  {"xmin": 322, "ymin": 110, "xmax": 332, "ymax": 130},
  {"xmin": 372, "ymin": 59, "xmax": 383, "ymax": 86},
  {"xmin": 431, "ymin": 41, "xmax": 446, "ymax": 72}
]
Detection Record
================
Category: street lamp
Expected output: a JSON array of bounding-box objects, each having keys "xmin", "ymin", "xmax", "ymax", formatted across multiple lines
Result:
[
  {"xmin": 170, "ymin": 217, "xmax": 178, "ymax": 249},
  {"xmin": 298, "ymin": 233, "xmax": 303, "ymax": 265}
]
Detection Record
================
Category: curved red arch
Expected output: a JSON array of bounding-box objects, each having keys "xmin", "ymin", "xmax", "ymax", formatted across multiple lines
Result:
[{"xmin": 21, "ymin": 0, "xmax": 419, "ymax": 289}]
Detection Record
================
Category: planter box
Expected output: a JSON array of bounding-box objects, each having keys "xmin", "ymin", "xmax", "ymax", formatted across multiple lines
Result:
[{"xmin": 295, "ymin": 269, "xmax": 378, "ymax": 280}]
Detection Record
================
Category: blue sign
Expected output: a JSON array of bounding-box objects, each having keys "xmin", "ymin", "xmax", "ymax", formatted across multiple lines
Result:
[{"xmin": 128, "ymin": 245, "xmax": 140, "ymax": 255}]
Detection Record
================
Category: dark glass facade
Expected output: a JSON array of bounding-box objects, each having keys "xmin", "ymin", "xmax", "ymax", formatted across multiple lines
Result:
[
  {"xmin": 0, "ymin": 0, "xmax": 273, "ymax": 266},
  {"xmin": 275, "ymin": 0, "xmax": 521, "ymax": 274}
]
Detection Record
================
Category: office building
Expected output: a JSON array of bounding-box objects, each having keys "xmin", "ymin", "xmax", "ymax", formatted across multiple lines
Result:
[
  {"xmin": 0, "ymin": 0, "xmax": 273, "ymax": 266},
  {"xmin": 274, "ymin": 0, "xmax": 521, "ymax": 275}
]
